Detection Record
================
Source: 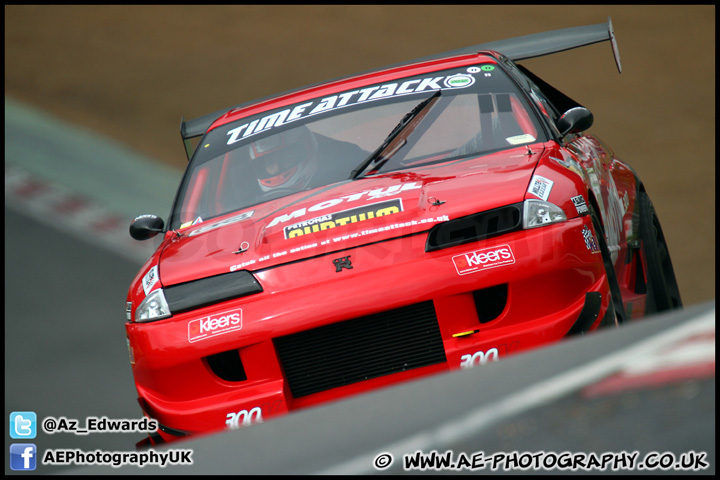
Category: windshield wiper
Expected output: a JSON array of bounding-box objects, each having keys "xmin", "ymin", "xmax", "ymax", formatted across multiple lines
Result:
[{"xmin": 349, "ymin": 89, "xmax": 442, "ymax": 180}]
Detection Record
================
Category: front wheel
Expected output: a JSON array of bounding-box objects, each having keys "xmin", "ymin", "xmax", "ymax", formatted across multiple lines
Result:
[{"xmin": 638, "ymin": 191, "xmax": 682, "ymax": 314}]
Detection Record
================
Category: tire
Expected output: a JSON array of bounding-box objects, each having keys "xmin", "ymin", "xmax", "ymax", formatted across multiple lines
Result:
[
  {"xmin": 589, "ymin": 206, "xmax": 626, "ymax": 326},
  {"xmin": 638, "ymin": 191, "xmax": 682, "ymax": 314}
]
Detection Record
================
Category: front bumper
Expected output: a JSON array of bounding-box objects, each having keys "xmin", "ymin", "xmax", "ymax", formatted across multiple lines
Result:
[{"xmin": 127, "ymin": 215, "xmax": 610, "ymax": 441}]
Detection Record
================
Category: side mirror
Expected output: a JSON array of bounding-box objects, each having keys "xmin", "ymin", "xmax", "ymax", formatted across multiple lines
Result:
[
  {"xmin": 129, "ymin": 214, "xmax": 164, "ymax": 241},
  {"xmin": 556, "ymin": 107, "xmax": 594, "ymax": 136}
]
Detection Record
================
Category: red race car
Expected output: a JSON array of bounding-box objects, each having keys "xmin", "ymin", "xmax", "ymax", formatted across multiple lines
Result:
[{"xmin": 126, "ymin": 18, "xmax": 681, "ymax": 445}]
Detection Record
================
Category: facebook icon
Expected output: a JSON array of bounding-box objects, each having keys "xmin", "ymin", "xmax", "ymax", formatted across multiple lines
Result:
[{"xmin": 10, "ymin": 443, "xmax": 37, "ymax": 471}]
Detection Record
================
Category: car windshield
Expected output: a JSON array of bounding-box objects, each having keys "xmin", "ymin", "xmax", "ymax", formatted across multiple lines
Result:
[{"xmin": 169, "ymin": 62, "xmax": 546, "ymax": 230}]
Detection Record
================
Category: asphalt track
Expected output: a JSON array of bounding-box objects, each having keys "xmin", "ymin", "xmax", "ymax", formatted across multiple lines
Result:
[{"xmin": 4, "ymin": 99, "xmax": 715, "ymax": 475}]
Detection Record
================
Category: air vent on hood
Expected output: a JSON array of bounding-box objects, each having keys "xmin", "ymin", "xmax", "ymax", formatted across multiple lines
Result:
[
  {"xmin": 164, "ymin": 270, "xmax": 263, "ymax": 313},
  {"xmin": 425, "ymin": 203, "xmax": 522, "ymax": 252}
]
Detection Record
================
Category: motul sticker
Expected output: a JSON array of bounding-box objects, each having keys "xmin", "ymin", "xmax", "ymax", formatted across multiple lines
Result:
[
  {"xmin": 267, "ymin": 182, "xmax": 421, "ymax": 229},
  {"xmin": 188, "ymin": 309, "xmax": 243, "ymax": 343},
  {"xmin": 452, "ymin": 245, "xmax": 515, "ymax": 275}
]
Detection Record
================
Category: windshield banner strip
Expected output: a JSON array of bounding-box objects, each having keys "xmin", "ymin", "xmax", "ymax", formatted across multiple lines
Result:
[{"xmin": 226, "ymin": 73, "xmax": 480, "ymax": 146}]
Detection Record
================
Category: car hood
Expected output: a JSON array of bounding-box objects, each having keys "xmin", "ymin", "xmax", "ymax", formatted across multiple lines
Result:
[{"xmin": 157, "ymin": 146, "xmax": 544, "ymax": 286}]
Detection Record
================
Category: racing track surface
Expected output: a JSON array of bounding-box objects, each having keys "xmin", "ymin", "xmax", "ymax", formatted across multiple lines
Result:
[{"xmin": 5, "ymin": 5, "xmax": 715, "ymax": 475}]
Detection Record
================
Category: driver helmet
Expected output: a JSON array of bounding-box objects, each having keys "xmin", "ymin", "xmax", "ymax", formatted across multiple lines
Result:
[{"xmin": 249, "ymin": 125, "xmax": 318, "ymax": 192}]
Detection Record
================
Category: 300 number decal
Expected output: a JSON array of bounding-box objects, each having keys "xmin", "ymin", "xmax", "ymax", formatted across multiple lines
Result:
[
  {"xmin": 225, "ymin": 407, "xmax": 263, "ymax": 430},
  {"xmin": 460, "ymin": 348, "xmax": 499, "ymax": 369}
]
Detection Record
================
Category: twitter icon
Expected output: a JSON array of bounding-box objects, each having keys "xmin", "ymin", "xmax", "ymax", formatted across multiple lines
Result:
[{"xmin": 10, "ymin": 412, "xmax": 37, "ymax": 439}]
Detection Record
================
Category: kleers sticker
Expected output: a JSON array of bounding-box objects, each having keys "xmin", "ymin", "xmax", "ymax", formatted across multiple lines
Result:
[
  {"xmin": 283, "ymin": 199, "xmax": 402, "ymax": 239},
  {"xmin": 452, "ymin": 244, "xmax": 515, "ymax": 275},
  {"xmin": 527, "ymin": 175, "xmax": 553, "ymax": 201},
  {"xmin": 188, "ymin": 309, "xmax": 243, "ymax": 343},
  {"xmin": 571, "ymin": 195, "xmax": 589, "ymax": 214},
  {"xmin": 142, "ymin": 265, "xmax": 159, "ymax": 295},
  {"xmin": 581, "ymin": 225, "xmax": 600, "ymax": 254}
]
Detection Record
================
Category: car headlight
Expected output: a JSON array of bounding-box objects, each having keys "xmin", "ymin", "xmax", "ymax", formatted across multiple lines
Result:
[
  {"xmin": 523, "ymin": 199, "xmax": 567, "ymax": 229},
  {"xmin": 134, "ymin": 289, "xmax": 171, "ymax": 322}
]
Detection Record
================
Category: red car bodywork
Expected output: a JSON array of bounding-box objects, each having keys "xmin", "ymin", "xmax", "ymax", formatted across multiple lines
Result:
[{"xmin": 126, "ymin": 20, "xmax": 674, "ymax": 445}]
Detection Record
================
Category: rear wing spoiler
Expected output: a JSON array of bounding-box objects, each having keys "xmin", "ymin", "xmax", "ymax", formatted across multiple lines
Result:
[{"xmin": 180, "ymin": 17, "xmax": 621, "ymax": 161}]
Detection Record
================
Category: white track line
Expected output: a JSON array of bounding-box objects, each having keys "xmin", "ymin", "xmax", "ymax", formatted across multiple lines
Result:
[
  {"xmin": 5, "ymin": 163, "xmax": 156, "ymax": 265},
  {"xmin": 317, "ymin": 309, "xmax": 715, "ymax": 475}
]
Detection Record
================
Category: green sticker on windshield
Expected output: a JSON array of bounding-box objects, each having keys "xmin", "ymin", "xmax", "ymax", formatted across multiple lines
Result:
[
  {"xmin": 443, "ymin": 74, "xmax": 475, "ymax": 89},
  {"xmin": 481, "ymin": 65, "xmax": 495, "ymax": 72}
]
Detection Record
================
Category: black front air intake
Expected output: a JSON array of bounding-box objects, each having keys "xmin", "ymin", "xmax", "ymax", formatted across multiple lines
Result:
[
  {"xmin": 274, "ymin": 301, "xmax": 446, "ymax": 398},
  {"xmin": 206, "ymin": 349, "xmax": 247, "ymax": 382},
  {"xmin": 473, "ymin": 284, "xmax": 508, "ymax": 323}
]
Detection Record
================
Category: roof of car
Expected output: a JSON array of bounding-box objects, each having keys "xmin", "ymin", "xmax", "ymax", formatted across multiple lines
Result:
[{"xmin": 180, "ymin": 18, "xmax": 620, "ymax": 147}]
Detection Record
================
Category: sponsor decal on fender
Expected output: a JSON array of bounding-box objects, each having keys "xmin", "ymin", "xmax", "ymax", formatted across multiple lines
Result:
[
  {"xmin": 452, "ymin": 244, "xmax": 515, "ymax": 276},
  {"xmin": 527, "ymin": 175, "xmax": 554, "ymax": 201},
  {"xmin": 581, "ymin": 225, "xmax": 600, "ymax": 254},
  {"xmin": 188, "ymin": 309, "xmax": 243, "ymax": 343},
  {"xmin": 142, "ymin": 265, "xmax": 159, "ymax": 295},
  {"xmin": 283, "ymin": 199, "xmax": 402, "ymax": 239},
  {"xmin": 571, "ymin": 194, "xmax": 589, "ymax": 214}
]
